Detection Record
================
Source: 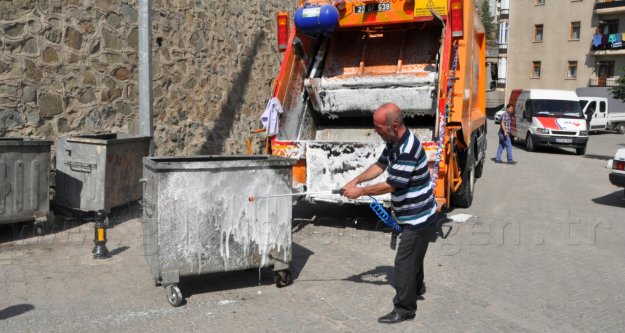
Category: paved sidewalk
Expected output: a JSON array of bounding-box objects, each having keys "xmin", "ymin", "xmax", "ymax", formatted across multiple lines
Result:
[{"xmin": 1, "ymin": 122, "xmax": 624, "ymax": 332}]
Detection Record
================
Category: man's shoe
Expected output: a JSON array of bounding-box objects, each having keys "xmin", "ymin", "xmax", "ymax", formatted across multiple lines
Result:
[
  {"xmin": 418, "ymin": 283, "xmax": 426, "ymax": 296},
  {"xmin": 507, "ymin": 160, "xmax": 517, "ymax": 165},
  {"xmin": 378, "ymin": 311, "xmax": 415, "ymax": 324},
  {"xmin": 495, "ymin": 160, "xmax": 502, "ymax": 163}
]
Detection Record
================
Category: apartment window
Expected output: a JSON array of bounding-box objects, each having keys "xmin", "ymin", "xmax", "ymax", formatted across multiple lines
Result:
[
  {"xmin": 499, "ymin": 21, "xmax": 509, "ymax": 45},
  {"xmin": 535, "ymin": 0, "xmax": 545, "ymax": 5},
  {"xmin": 534, "ymin": 25, "xmax": 543, "ymax": 42},
  {"xmin": 570, "ymin": 22, "xmax": 581, "ymax": 40},
  {"xmin": 567, "ymin": 61, "xmax": 577, "ymax": 79},
  {"xmin": 532, "ymin": 61, "xmax": 541, "ymax": 78}
]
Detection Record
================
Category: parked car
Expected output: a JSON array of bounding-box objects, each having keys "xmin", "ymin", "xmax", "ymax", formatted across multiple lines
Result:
[
  {"xmin": 607, "ymin": 148, "xmax": 625, "ymax": 196},
  {"xmin": 494, "ymin": 107, "xmax": 505, "ymax": 124}
]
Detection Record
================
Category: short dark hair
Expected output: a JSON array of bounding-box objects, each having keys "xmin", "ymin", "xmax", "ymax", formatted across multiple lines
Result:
[{"xmin": 506, "ymin": 104, "xmax": 514, "ymax": 108}]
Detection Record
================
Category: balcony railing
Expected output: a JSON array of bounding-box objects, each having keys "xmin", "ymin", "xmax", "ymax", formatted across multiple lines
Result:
[
  {"xmin": 591, "ymin": 33, "xmax": 624, "ymax": 50},
  {"xmin": 499, "ymin": 9, "xmax": 509, "ymax": 17},
  {"xmin": 588, "ymin": 77, "xmax": 620, "ymax": 87},
  {"xmin": 595, "ymin": 0, "xmax": 625, "ymax": 12},
  {"xmin": 498, "ymin": 43, "xmax": 508, "ymax": 55}
]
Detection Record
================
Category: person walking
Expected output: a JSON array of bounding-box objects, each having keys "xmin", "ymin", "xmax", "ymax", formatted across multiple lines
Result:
[
  {"xmin": 341, "ymin": 102, "xmax": 438, "ymax": 324},
  {"xmin": 496, "ymin": 104, "xmax": 515, "ymax": 164}
]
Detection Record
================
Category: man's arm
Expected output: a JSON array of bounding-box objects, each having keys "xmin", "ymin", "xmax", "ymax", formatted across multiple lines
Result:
[
  {"xmin": 343, "ymin": 162, "xmax": 386, "ymax": 188},
  {"xmin": 500, "ymin": 117, "xmax": 507, "ymax": 136},
  {"xmin": 342, "ymin": 181, "xmax": 394, "ymax": 199}
]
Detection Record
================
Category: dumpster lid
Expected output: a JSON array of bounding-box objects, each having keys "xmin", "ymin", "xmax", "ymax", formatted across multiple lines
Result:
[
  {"xmin": 63, "ymin": 133, "xmax": 151, "ymax": 145},
  {"xmin": 0, "ymin": 137, "xmax": 53, "ymax": 146},
  {"xmin": 144, "ymin": 155, "xmax": 297, "ymax": 171}
]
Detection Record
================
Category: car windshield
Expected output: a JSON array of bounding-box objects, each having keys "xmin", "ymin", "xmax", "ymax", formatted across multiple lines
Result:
[
  {"xmin": 578, "ymin": 100, "xmax": 588, "ymax": 110},
  {"xmin": 531, "ymin": 100, "xmax": 584, "ymax": 119}
]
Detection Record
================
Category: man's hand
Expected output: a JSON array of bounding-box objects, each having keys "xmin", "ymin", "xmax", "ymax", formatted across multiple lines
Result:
[{"xmin": 341, "ymin": 186, "xmax": 363, "ymax": 199}]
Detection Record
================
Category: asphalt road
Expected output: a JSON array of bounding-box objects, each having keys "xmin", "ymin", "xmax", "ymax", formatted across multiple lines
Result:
[{"xmin": 0, "ymin": 120, "xmax": 624, "ymax": 332}]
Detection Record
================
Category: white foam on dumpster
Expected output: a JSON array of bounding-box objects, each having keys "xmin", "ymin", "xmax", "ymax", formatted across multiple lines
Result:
[
  {"xmin": 305, "ymin": 142, "xmax": 390, "ymax": 204},
  {"xmin": 156, "ymin": 165, "xmax": 292, "ymax": 274}
]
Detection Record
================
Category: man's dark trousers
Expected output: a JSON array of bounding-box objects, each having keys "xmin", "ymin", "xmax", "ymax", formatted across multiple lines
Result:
[{"xmin": 392, "ymin": 216, "xmax": 436, "ymax": 316}]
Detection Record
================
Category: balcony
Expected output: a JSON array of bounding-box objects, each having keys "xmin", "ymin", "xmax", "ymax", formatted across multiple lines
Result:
[
  {"xmin": 499, "ymin": 8, "xmax": 509, "ymax": 18},
  {"xmin": 498, "ymin": 43, "xmax": 508, "ymax": 55},
  {"xmin": 595, "ymin": 0, "xmax": 625, "ymax": 14},
  {"xmin": 588, "ymin": 77, "xmax": 620, "ymax": 87},
  {"xmin": 591, "ymin": 33, "xmax": 625, "ymax": 55},
  {"xmin": 497, "ymin": 78, "xmax": 507, "ymax": 89}
]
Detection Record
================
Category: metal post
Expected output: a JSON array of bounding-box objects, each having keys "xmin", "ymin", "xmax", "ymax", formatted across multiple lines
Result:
[
  {"xmin": 92, "ymin": 210, "xmax": 110, "ymax": 259},
  {"xmin": 138, "ymin": 0, "xmax": 154, "ymax": 155}
]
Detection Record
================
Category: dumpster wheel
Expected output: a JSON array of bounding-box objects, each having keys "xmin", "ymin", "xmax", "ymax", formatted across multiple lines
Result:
[
  {"xmin": 165, "ymin": 285, "xmax": 183, "ymax": 307},
  {"xmin": 274, "ymin": 270, "xmax": 292, "ymax": 288}
]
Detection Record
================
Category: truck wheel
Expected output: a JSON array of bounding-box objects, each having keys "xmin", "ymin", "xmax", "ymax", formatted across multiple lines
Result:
[
  {"xmin": 576, "ymin": 145, "xmax": 587, "ymax": 155},
  {"xmin": 525, "ymin": 134, "xmax": 535, "ymax": 152},
  {"xmin": 451, "ymin": 149, "xmax": 475, "ymax": 208},
  {"xmin": 617, "ymin": 123, "xmax": 625, "ymax": 134},
  {"xmin": 474, "ymin": 158, "xmax": 484, "ymax": 179}
]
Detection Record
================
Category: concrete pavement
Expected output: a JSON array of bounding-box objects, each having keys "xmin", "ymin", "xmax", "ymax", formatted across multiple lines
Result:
[{"xmin": 1, "ymin": 121, "xmax": 624, "ymax": 332}]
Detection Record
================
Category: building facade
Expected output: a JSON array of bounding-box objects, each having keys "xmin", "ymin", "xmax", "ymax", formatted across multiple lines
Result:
[{"xmin": 504, "ymin": 0, "xmax": 625, "ymax": 102}]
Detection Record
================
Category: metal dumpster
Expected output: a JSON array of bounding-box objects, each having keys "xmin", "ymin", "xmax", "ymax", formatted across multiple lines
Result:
[
  {"xmin": 0, "ymin": 138, "xmax": 53, "ymax": 226},
  {"xmin": 142, "ymin": 155, "xmax": 296, "ymax": 306},
  {"xmin": 55, "ymin": 134, "xmax": 150, "ymax": 213}
]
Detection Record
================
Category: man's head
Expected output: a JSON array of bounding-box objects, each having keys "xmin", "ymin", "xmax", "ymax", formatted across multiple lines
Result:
[
  {"xmin": 373, "ymin": 103, "xmax": 405, "ymax": 144},
  {"xmin": 506, "ymin": 104, "xmax": 514, "ymax": 114}
]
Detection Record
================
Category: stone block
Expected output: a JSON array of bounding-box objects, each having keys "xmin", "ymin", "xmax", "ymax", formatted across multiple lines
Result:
[
  {"xmin": 64, "ymin": 26, "xmax": 83, "ymax": 50},
  {"xmin": 0, "ymin": 61, "xmax": 9, "ymax": 74},
  {"xmin": 22, "ymin": 85, "xmax": 37, "ymax": 104},
  {"xmin": 22, "ymin": 38, "xmax": 39, "ymax": 54},
  {"xmin": 44, "ymin": 28, "xmax": 62, "ymax": 43},
  {"xmin": 106, "ymin": 13, "xmax": 122, "ymax": 28},
  {"xmin": 0, "ymin": 84, "xmax": 19, "ymax": 96},
  {"xmin": 4, "ymin": 22, "xmax": 25, "ymax": 38},
  {"xmin": 43, "ymin": 47, "xmax": 59, "ymax": 63},
  {"xmin": 95, "ymin": 0, "xmax": 111, "ymax": 10},
  {"xmin": 82, "ymin": 71, "xmax": 97, "ymax": 86},
  {"xmin": 116, "ymin": 101, "xmax": 133, "ymax": 116},
  {"xmin": 23, "ymin": 60, "xmax": 43, "ymax": 83},
  {"xmin": 102, "ymin": 28, "xmax": 122, "ymax": 50},
  {"xmin": 52, "ymin": 116, "xmax": 69, "ymax": 133},
  {"xmin": 25, "ymin": 107, "xmax": 41, "ymax": 124},
  {"xmin": 120, "ymin": 4, "xmax": 138, "ymax": 22},
  {"xmin": 114, "ymin": 67, "xmax": 129, "ymax": 81},
  {"xmin": 0, "ymin": 108, "xmax": 24, "ymax": 130},
  {"xmin": 79, "ymin": 87, "xmax": 97, "ymax": 104},
  {"xmin": 128, "ymin": 27, "xmax": 138, "ymax": 50},
  {"xmin": 82, "ymin": 109, "xmax": 101, "ymax": 128},
  {"xmin": 38, "ymin": 92, "xmax": 63, "ymax": 118}
]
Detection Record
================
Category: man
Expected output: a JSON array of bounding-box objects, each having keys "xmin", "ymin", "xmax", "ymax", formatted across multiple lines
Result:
[
  {"xmin": 496, "ymin": 103, "xmax": 515, "ymax": 164},
  {"xmin": 342, "ymin": 103, "xmax": 438, "ymax": 324}
]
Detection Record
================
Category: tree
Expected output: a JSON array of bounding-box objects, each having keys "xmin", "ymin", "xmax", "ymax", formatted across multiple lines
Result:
[
  {"xmin": 609, "ymin": 68, "xmax": 625, "ymax": 102},
  {"xmin": 479, "ymin": 0, "xmax": 495, "ymax": 41}
]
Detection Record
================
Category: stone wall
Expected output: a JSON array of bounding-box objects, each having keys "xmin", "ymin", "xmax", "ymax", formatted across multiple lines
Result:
[{"xmin": 0, "ymin": 0, "xmax": 292, "ymax": 155}]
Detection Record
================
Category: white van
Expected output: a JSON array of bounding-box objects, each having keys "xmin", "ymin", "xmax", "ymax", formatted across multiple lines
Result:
[{"xmin": 509, "ymin": 89, "xmax": 589, "ymax": 155}]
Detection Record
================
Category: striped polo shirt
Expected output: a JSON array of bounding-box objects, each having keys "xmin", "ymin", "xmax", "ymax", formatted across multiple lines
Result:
[{"xmin": 377, "ymin": 130, "xmax": 437, "ymax": 227}]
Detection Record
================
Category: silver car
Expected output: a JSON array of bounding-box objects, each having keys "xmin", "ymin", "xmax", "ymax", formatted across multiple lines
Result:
[{"xmin": 494, "ymin": 107, "xmax": 505, "ymax": 124}]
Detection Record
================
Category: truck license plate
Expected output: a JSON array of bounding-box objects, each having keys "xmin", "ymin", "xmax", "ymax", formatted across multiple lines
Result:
[
  {"xmin": 555, "ymin": 138, "xmax": 573, "ymax": 143},
  {"xmin": 355, "ymin": 3, "xmax": 391, "ymax": 14}
]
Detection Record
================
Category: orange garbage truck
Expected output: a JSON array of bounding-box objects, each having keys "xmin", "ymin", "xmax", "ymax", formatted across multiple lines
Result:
[{"xmin": 262, "ymin": 0, "xmax": 487, "ymax": 209}]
